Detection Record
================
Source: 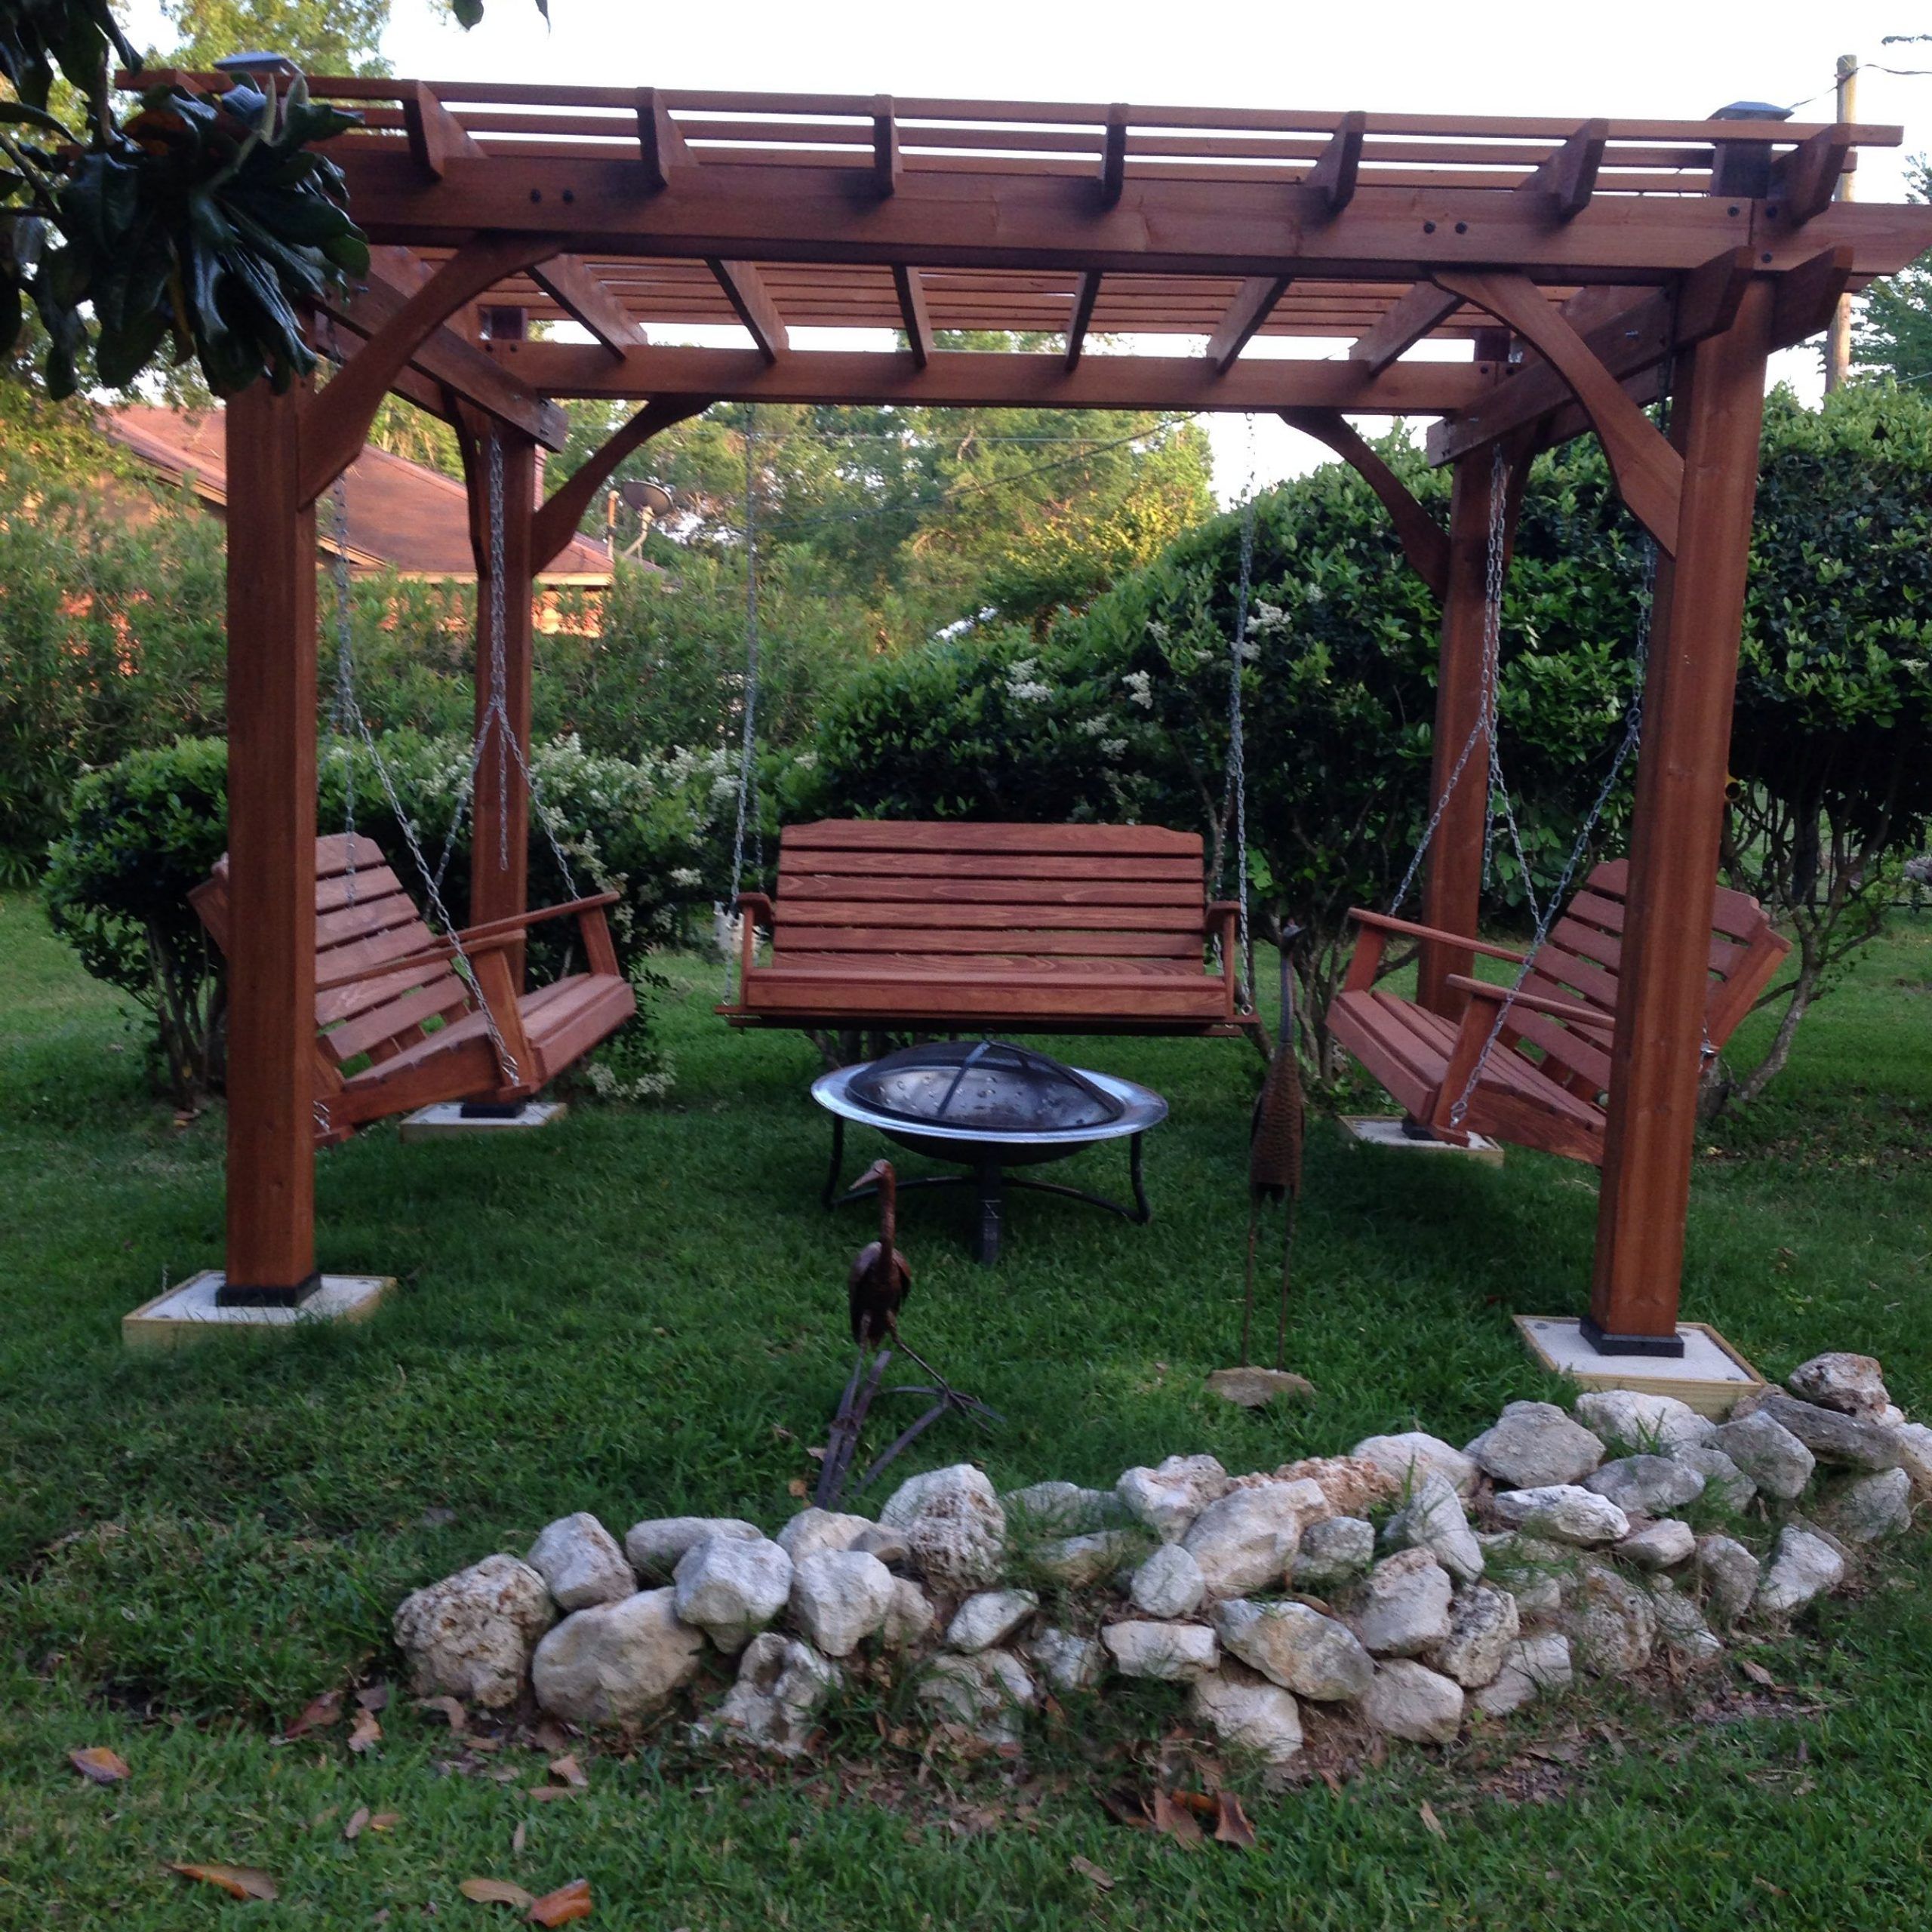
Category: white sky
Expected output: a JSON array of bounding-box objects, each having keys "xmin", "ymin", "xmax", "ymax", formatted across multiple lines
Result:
[{"xmin": 137, "ymin": 0, "xmax": 1932, "ymax": 499}]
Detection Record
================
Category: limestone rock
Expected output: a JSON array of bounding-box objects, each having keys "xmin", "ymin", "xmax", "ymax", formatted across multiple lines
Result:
[
  {"xmin": 395, "ymin": 1555, "xmax": 556, "ymax": 1709},
  {"xmin": 1670, "ymin": 1443, "xmax": 1756, "ymax": 1512},
  {"xmin": 1567, "ymin": 1566, "xmax": 1656, "ymax": 1675},
  {"xmin": 1189, "ymin": 1662, "xmax": 1305, "ymax": 1765},
  {"xmin": 624, "ymin": 1516, "xmax": 761, "ymax": 1583},
  {"xmin": 1116, "ymin": 1454, "xmax": 1230, "ymax": 1543},
  {"xmin": 699, "ymin": 1632, "xmax": 839, "ymax": 1758},
  {"xmin": 1001, "ymin": 1481, "xmax": 1117, "ymax": 1534},
  {"xmin": 526, "ymin": 1514, "xmax": 636, "ymax": 1613},
  {"xmin": 1751, "ymin": 1391, "xmax": 1901, "ymax": 1473},
  {"xmin": 1212, "ymin": 1598, "xmax": 1374, "ymax": 1700},
  {"xmin": 1206, "ymin": 1365, "xmax": 1317, "ymax": 1408},
  {"xmin": 1889, "ymin": 1421, "xmax": 1932, "ymax": 1497},
  {"xmin": 1617, "ymin": 1518, "xmax": 1696, "ymax": 1571},
  {"xmin": 1355, "ymin": 1548, "xmax": 1454, "ymax": 1657},
  {"xmin": 1788, "ymin": 1352, "xmax": 1890, "ymax": 1419},
  {"xmin": 946, "ymin": 1588, "xmax": 1039, "ymax": 1654},
  {"xmin": 881, "ymin": 1577, "xmax": 936, "ymax": 1649},
  {"xmin": 1101, "ymin": 1619, "xmax": 1220, "ymax": 1681},
  {"xmin": 878, "ymin": 1464, "xmax": 1007, "ymax": 1590},
  {"xmin": 530, "ymin": 1587, "xmax": 703, "ymax": 1724},
  {"xmin": 1273, "ymin": 1456, "xmax": 1400, "ymax": 1520},
  {"xmin": 1491, "ymin": 1484, "xmax": 1630, "ymax": 1546},
  {"xmin": 1181, "ymin": 1480, "xmax": 1306, "ymax": 1596},
  {"xmin": 1359, "ymin": 1659, "xmax": 1464, "ymax": 1744},
  {"xmin": 1466, "ymin": 1401, "xmax": 1605, "ymax": 1489},
  {"xmin": 1474, "ymin": 1633, "xmax": 1574, "ymax": 1716},
  {"xmin": 917, "ymin": 1649, "xmax": 1037, "ymax": 1746},
  {"xmin": 1574, "ymin": 1389, "xmax": 1715, "ymax": 1454},
  {"xmin": 672, "ymin": 1534, "xmax": 793, "ymax": 1653},
  {"xmin": 1032, "ymin": 1531, "xmax": 1134, "ymax": 1589},
  {"xmin": 1694, "ymin": 1534, "xmax": 1761, "ymax": 1627},
  {"xmin": 851, "ymin": 1524, "xmax": 911, "ymax": 1566},
  {"xmin": 1130, "ymin": 1542, "xmax": 1206, "ymax": 1620},
  {"xmin": 1816, "ymin": 1466, "xmax": 1912, "ymax": 1544},
  {"xmin": 1381, "ymin": 1472, "xmax": 1484, "ymax": 1583},
  {"xmin": 1350, "ymin": 1431, "xmax": 1479, "ymax": 1500},
  {"xmin": 788, "ymin": 1549, "xmax": 895, "ymax": 1658},
  {"xmin": 1027, "ymin": 1626, "xmax": 1106, "ymax": 1694},
  {"xmin": 1650, "ymin": 1580, "xmax": 1724, "ymax": 1666},
  {"xmin": 775, "ymin": 1509, "xmax": 875, "ymax": 1566},
  {"xmin": 1585, "ymin": 1455, "xmax": 1705, "ymax": 1515},
  {"xmin": 1711, "ymin": 1409, "xmax": 1816, "ymax": 1500},
  {"xmin": 1293, "ymin": 1515, "xmax": 1377, "ymax": 1591},
  {"xmin": 1754, "ymin": 1525, "xmax": 1844, "ymax": 1617},
  {"xmin": 1429, "ymin": 1584, "xmax": 1520, "ymax": 1689}
]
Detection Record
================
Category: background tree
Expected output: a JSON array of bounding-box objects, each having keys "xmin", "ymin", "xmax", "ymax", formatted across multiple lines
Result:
[
  {"xmin": 1854, "ymin": 160, "xmax": 1932, "ymax": 383},
  {"xmin": 157, "ymin": 0, "xmax": 390, "ymax": 73}
]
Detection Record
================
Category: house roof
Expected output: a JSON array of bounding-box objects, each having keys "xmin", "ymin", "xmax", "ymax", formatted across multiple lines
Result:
[{"xmin": 103, "ymin": 405, "xmax": 615, "ymax": 584}]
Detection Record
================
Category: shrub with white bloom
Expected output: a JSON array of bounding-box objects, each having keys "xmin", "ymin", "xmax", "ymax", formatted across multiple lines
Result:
[
  {"xmin": 1123, "ymin": 670, "xmax": 1155, "ymax": 709},
  {"xmin": 1076, "ymin": 716, "xmax": 1114, "ymax": 737},
  {"xmin": 670, "ymin": 867, "xmax": 703, "ymax": 888},
  {"xmin": 1248, "ymin": 600, "xmax": 1289, "ymax": 633},
  {"xmin": 1099, "ymin": 738, "xmax": 1128, "ymax": 758},
  {"xmin": 1004, "ymin": 657, "xmax": 1052, "ymax": 703}
]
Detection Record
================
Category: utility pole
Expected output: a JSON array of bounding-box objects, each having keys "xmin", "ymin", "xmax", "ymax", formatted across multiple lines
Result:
[{"xmin": 1825, "ymin": 53, "xmax": 1859, "ymax": 392}]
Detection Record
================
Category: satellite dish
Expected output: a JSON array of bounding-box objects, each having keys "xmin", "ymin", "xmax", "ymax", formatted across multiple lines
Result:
[{"xmin": 617, "ymin": 480, "xmax": 675, "ymax": 518}]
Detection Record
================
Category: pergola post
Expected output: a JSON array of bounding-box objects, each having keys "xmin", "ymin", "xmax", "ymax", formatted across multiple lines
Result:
[
  {"xmin": 1418, "ymin": 445, "xmax": 1524, "ymax": 1016},
  {"xmin": 1587, "ymin": 278, "xmax": 1776, "ymax": 1353},
  {"xmin": 466, "ymin": 425, "xmax": 538, "ymax": 984},
  {"xmin": 220, "ymin": 379, "xmax": 319, "ymax": 1305}
]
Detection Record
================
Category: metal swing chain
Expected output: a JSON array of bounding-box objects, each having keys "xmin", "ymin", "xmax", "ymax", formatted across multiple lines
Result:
[
  {"xmin": 1477, "ymin": 441, "xmax": 1543, "ymax": 931},
  {"xmin": 312, "ymin": 395, "xmax": 518, "ymax": 1089},
  {"xmin": 725, "ymin": 409, "xmax": 763, "ymax": 1004},
  {"xmin": 1445, "ymin": 348, "xmax": 1680, "ymax": 1130},
  {"xmin": 1226, "ymin": 474, "xmax": 1259, "ymax": 1005}
]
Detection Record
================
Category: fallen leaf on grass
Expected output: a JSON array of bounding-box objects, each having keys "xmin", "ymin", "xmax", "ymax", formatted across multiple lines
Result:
[
  {"xmin": 1740, "ymin": 1660, "xmax": 1783, "ymax": 1691},
  {"xmin": 546, "ymin": 1754, "xmax": 589, "ymax": 1789},
  {"xmin": 368, "ymin": 1812, "xmax": 399, "ymax": 1835},
  {"xmin": 530, "ymin": 1720, "xmax": 573, "ymax": 1755},
  {"xmin": 512, "ymin": 1822, "xmax": 528, "ymax": 1854},
  {"xmin": 356, "ymin": 1682, "xmax": 391, "ymax": 1713},
  {"xmin": 168, "ymin": 1863, "xmax": 278, "ymax": 1901},
  {"xmin": 1069, "ymin": 1854, "xmax": 1114, "ymax": 1890},
  {"xmin": 344, "ymin": 1806, "xmax": 371, "ymax": 1841},
  {"xmin": 460, "ymin": 1877, "xmax": 536, "ymax": 1909},
  {"xmin": 1419, "ymin": 1801, "xmax": 1446, "ymax": 1841},
  {"xmin": 69, "ymin": 1747, "xmax": 131, "ymax": 1786},
  {"xmin": 349, "ymin": 1708, "xmax": 383, "ymax": 1755},
  {"xmin": 1213, "ymin": 1792, "xmax": 1257, "ymax": 1850},
  {"xmin": 528, "ymin": 1785, "xmax": 580, "ymax": 1802},
  {"xmin": 282, "ymin": 1690, "xmax": 343, "ymax": 1740},
  {"xmin": 1148, "ymin": 1789, "xmax": 1203, "ymax": 1847},
  {"xmin": 527, "ymin": 1878, "xmax": 594, "ymax": 1924},
  {"xmin": 420, "ymin": 1697, "xmax": 469, "ymax": 1734},
  {"xmin": 786, "ymin": 1478, "xmax": 809, "ymax": 1499}
]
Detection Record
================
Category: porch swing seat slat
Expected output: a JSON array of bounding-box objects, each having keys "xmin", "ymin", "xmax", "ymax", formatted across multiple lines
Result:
[
  {"xmin": 718, "ymin": 820, "xmax": 1259, "ymax": 1038},
  {"xmin": 192, "ymin": 833, "xmax": 635, "ymax": 1145},
  {"xmin": 1329, "ymin": 857, "xmax": 1790, "ymax": 1164}
]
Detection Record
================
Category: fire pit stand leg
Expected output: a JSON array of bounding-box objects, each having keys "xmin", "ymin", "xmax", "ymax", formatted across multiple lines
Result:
[
  {"xmin": 972, "ymin": 1161, "xmax": 1004, "ymax": 1266},
  {"xmin": 821, "ymin": 1114, "xmax": 848, "ymax": 1208}
]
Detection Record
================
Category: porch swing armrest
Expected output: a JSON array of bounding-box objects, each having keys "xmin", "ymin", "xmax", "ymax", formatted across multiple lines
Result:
[
  {"xmin": 1204, "ymin": 901, "xmax": 1242, "ymax": 1016},
  {"xmin": 454, "ymin": 891, "xmax": 621, "ymax": 946},
  {"xmin": 733, "ymin": 893, "xmax": 774, "ymax": 992},
  {"xmin": 1446, "ymin": 974, "xmax": 1611, "ymax": 1032},
  {"xmin": 1343, "ymin": 909, "xmax": 1526, "ymax": 993}
]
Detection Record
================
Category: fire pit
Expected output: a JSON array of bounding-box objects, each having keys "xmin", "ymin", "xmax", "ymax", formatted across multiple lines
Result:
[{"xmin": 811, "ymin": 1040, "xmax": 1168, "ymax": 1263}]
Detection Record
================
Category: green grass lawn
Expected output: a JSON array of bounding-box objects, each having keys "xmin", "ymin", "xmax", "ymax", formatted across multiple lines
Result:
[{"xmin": 2, "ymin": 891, "xmax": 1930, "ymax": 1929}]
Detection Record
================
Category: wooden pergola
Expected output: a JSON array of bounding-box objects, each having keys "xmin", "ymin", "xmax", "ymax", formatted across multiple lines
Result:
[{"xmin": 166, "ymin": 72, "xmax": 1932, "ymax": 1350}]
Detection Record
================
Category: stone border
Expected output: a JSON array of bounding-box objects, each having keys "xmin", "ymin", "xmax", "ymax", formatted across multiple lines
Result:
[{"xmin": 394, "ymin": 1352, "xmax": 1927, "ymax": 1767}]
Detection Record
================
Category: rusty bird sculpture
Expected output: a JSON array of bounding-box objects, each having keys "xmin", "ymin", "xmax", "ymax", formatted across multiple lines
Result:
[
  {"xmin": 1244, "ymin": 929, "xmax": 1306, "ymax": 1369},
  {"xmin": 848, "ymin": 1157, "xmax": 912, "ymax": 1346}
]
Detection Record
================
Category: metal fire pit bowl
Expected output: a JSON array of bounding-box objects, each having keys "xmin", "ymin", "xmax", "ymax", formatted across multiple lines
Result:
[{"xmin": 811, "ymin": 1040, "xmax": 1168, "ymax": 1264}]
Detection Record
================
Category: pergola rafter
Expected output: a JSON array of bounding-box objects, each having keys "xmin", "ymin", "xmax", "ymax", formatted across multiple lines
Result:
[{"xmin": 142, "ymin": 67, "xmax": 1932, "ymax": 1356}]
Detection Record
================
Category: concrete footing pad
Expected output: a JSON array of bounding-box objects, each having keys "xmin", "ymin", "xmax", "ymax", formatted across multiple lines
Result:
[
  {"xmin": 1515, "ymin": 1315, "xmax": 1765, "ymax": 1418},
  {"xmin": 398, "ymin": 1100, "xmax": 567, "ymax": 1143},
  {"xmin": 1340, "ymin": 1114, "xmax": 1504, "ymax": 1166},
  {"xmin": 122, "ymin": 1271, "xmax": 396, "ymax": 1349}
]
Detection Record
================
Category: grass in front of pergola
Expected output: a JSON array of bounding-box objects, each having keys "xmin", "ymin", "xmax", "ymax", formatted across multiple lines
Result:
[{"xmin": 2, "ymin": 891, "xmax": 1930, "ymax": 1930}]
